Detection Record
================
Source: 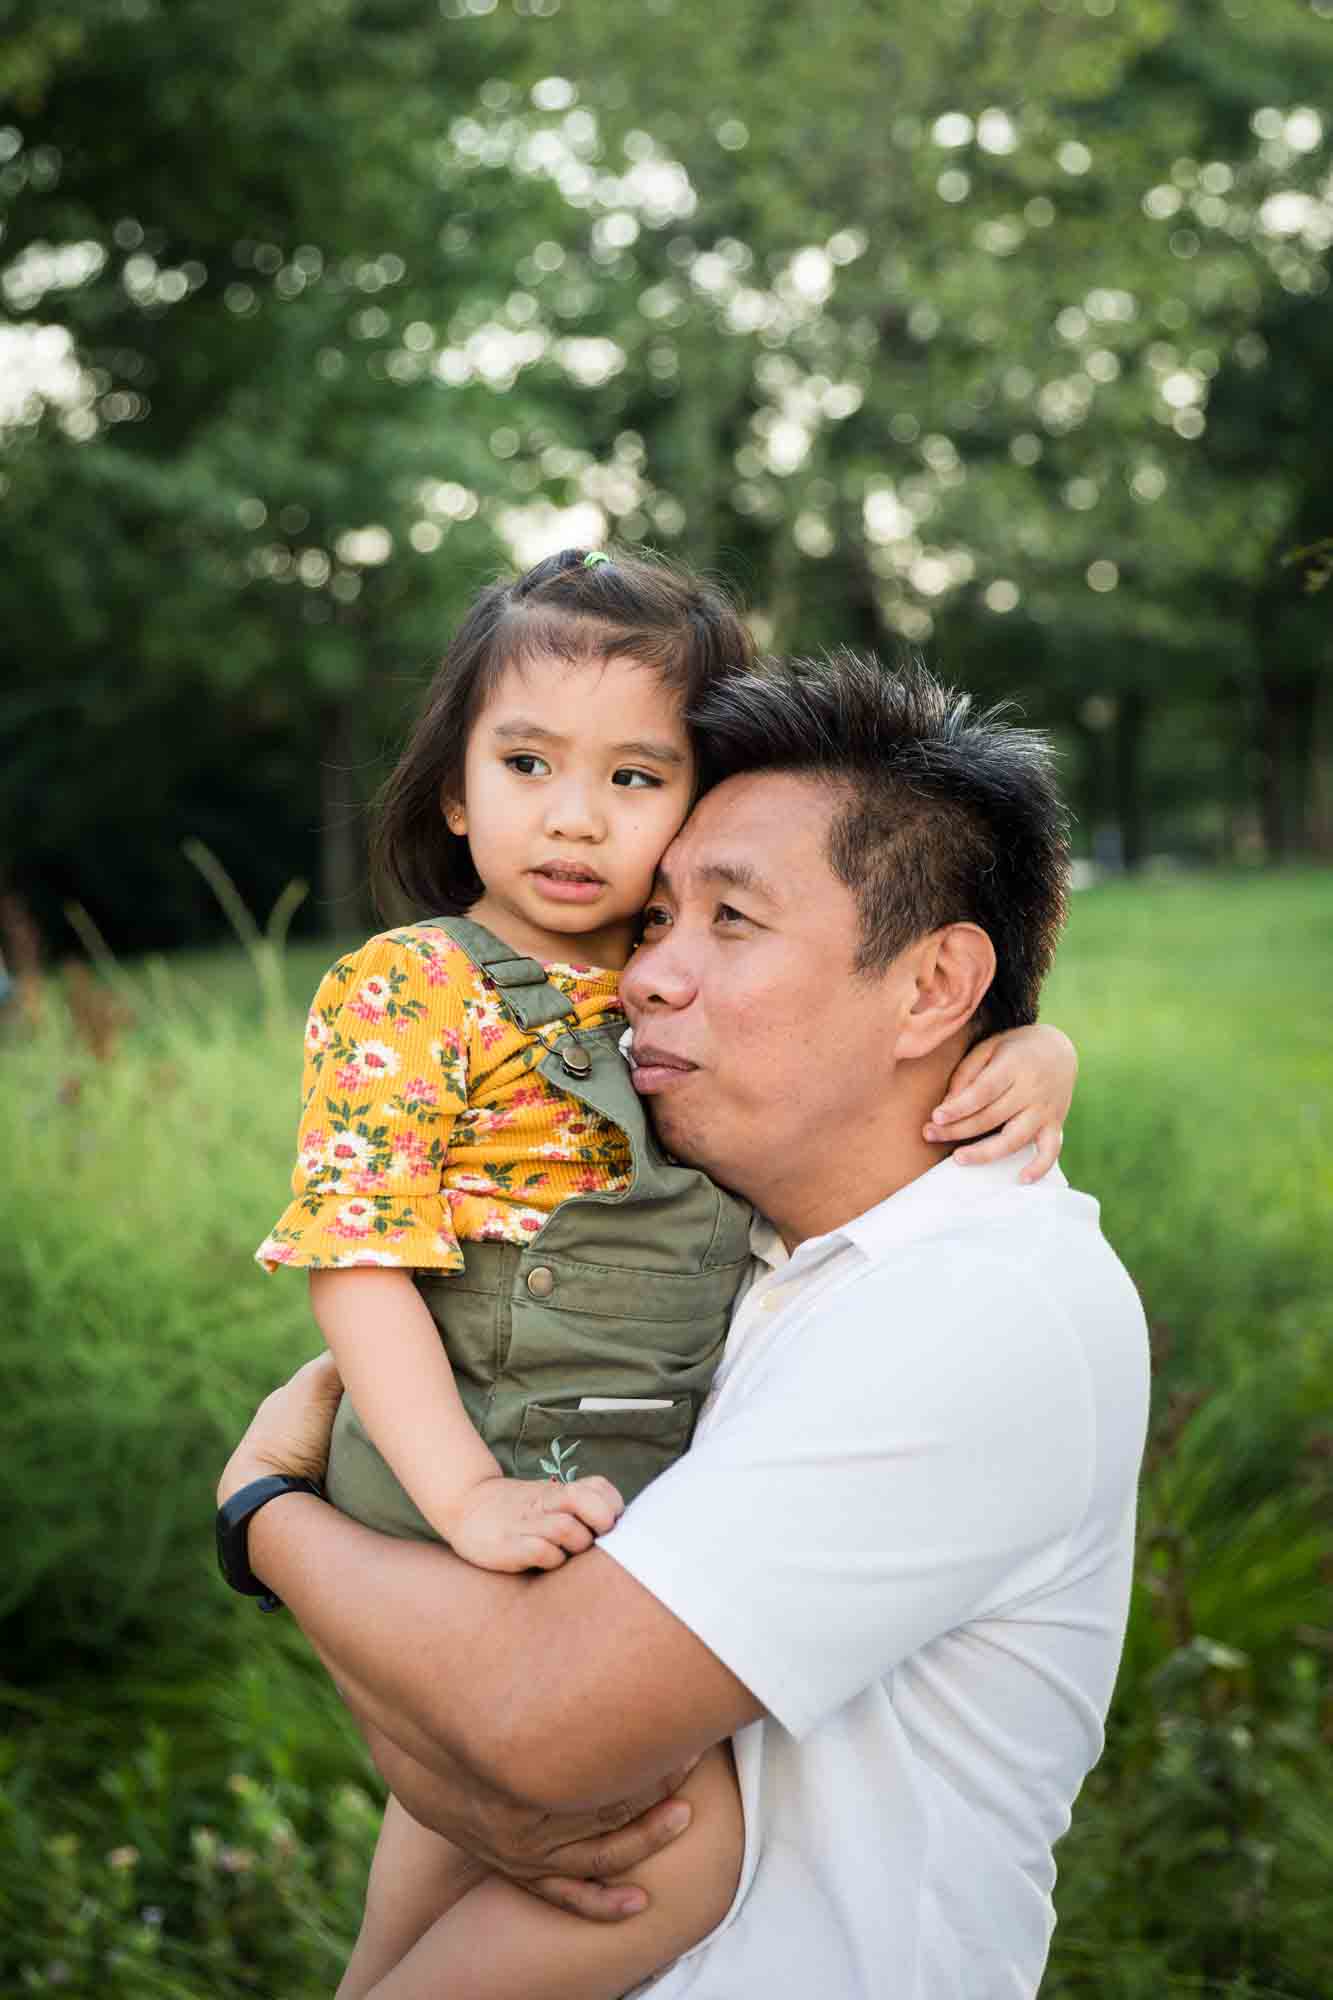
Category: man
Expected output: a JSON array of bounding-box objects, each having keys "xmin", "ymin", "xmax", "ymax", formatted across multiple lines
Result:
[{"xmin": 220, "ymin": 652, "xmax": 1149, "ymax": 1996}]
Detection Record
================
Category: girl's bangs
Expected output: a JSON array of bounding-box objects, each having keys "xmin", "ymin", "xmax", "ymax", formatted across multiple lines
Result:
[{"xmin": 490, "ymin": 605, "xmax": 691, "ymax": 690}]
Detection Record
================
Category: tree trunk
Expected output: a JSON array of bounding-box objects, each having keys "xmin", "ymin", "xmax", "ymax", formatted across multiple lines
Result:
[
  {"xmin": 1112, "ymin": 688, "xmax": 1148, "ymax": 873},
  {"xmin": 1311, "ymin": 674, "xmax": 1333, "ymax": 860},
  {"xmin": 1257, "ymin": 668, "xmax": 1319, "ymax": 863},
  {"xmin": 318, "ymin": 698, "xmax": 370, "ymax": 935}
]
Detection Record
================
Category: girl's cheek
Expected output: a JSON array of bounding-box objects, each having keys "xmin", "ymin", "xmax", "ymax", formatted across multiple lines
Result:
[{"xmin": 666, "ymin": 785, "xmax": 695, "ymax": 834}]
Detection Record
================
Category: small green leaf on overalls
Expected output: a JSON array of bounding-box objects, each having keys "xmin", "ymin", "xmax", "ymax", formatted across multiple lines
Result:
[{"xmin": 539, "ymin": 1437, "xmax": 579, "ymax": 1483}]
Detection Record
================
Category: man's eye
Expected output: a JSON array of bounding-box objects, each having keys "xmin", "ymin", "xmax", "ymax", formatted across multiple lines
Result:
[
  {"xmin": 612, "ymin": 768, "xmax": 662, "ymax": 789},
  {"xmin": 641, "ymin": 905, "xmax": 671, "ymax": 931},
  {"xmin": 715, "ymin": 903, "xmax": 747, "ymax": 924},
  {"xmin": 505, "ymin": 754, "xmax": 550, "ymax": 777}
]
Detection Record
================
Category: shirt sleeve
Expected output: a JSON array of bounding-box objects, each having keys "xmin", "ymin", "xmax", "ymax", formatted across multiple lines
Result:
[
  {"xmin": 255, "ymin": 930, "xmax": 472, "ymax": 1273},
  {"xmin": 598, "ymin": 1249, "xmax": 1095, "ymax": 1739}
]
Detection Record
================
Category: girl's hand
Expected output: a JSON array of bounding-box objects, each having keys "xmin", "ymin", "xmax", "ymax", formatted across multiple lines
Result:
[
  {"xmin": 445, "ymin": 1471, "xmax": 625, "ymax": 1573},
  {"xmin": 924, "ymin": 1023, "xmax": 1077, "ymax": 1184}
]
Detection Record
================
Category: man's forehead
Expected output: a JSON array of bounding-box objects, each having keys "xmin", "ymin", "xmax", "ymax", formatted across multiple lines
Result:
[{"xmin": 656, "ymin": 771, "xmax": 835, "ymax": 899}]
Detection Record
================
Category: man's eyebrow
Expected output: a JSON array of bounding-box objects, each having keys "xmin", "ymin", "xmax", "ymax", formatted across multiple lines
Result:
[
  {"xmin": 651, "ymin": 857, "xmax": 782, "ymax": 904},
  {"xmin": 703, "ymin": 859, "xmax": 781, "ymax": 902},
  {"xmin": 490, "ymin": 720, "xmax": 686, "ymax": 764}
]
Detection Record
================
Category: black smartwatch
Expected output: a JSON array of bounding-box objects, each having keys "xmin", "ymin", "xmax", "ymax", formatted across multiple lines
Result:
[{"xmin": 216, "ymin": 1474, "xmax": 323, "ymax": 1612}]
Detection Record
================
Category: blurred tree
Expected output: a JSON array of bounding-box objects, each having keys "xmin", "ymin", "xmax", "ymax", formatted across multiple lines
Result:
[
  {"xmin": 555, "ymin": 0, "xmax": 1332, "ymax": 862},
  {"xmin": 0, "ymin": 0, "xmax": 653, "ymax": 944},
  {"xmin": 3, "ymin": 0, "xmax": 1332, "ymax": 955}
]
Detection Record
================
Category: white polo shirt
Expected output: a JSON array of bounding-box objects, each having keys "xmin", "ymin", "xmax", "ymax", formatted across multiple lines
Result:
[{"xmin": 600, "ymin": 1154, "xmax": 1149, "ymax": 1999}]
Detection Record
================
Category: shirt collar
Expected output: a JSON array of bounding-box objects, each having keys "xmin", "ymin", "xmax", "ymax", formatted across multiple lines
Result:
[
  {"xmin": 747, "ymin": 1213, "xmax": 790, "ymax": 1272},
  {"xmin": 752, "ymin": 1151, "xmax": 1064, "ymax": 1271},
  {"xmin": 747, "ymin": 1211, "xmax": 853, "ymax": 1281}
]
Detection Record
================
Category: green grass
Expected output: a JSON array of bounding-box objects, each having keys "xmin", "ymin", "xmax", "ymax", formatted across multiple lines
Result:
[
  {"xmin": 1, "ymin": 870, "xmax": 1329, "ymax": 1996},
  {"xmin": 1049, "ymin": 872, "xmax": 1331, "ymax": 1373}
]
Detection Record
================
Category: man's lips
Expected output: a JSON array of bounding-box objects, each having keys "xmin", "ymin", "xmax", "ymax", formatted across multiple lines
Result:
[{"xmin": 628, "ymin": 1043, "xmax": 698, "ymax": 1093}]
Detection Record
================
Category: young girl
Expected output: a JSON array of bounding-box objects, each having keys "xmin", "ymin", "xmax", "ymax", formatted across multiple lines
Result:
[{"xmin": 256, "ymin": 546, "xmax": 1076, "ymax": 2000}]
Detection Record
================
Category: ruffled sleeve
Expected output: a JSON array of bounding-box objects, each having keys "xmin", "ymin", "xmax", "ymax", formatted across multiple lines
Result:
[{"xmin": 255, "ymin": 929, "xmax": 472, "ymax": 1272}]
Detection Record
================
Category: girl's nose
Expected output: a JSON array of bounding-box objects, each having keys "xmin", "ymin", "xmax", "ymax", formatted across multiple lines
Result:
[{"xmin": 545, "ymin": 783, "xmax": 604, "ymax": 841}]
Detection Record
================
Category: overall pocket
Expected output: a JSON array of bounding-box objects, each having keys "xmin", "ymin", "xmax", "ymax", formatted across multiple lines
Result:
[{"xmin": 516, "ymin": 1396, "xmax": 694, "ymax": 1506}]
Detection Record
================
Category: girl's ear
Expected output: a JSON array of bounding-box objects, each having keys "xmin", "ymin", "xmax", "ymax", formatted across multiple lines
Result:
[{"xmin": 442, "ymin": 793, "xmax": 466, "ymax": 834}]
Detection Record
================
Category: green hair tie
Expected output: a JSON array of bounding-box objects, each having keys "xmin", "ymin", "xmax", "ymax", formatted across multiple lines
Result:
[{"xmin": 583, "ymin": 550, "xmax": 612, "ymax": 569}]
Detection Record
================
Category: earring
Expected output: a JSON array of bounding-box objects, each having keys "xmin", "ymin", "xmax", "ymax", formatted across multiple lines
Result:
[{"xmin": 446, "ymin": 806, "xmax": 465, "ymax": 834}]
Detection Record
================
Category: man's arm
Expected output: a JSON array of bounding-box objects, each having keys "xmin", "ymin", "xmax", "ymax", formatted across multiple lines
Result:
[
  {"xmin": 226, "ymin": 1358, "xmax": 761, "ymax": 1812},
  {"xmin": 253, "ymin": 1500, "xmax": 759, "ymax": 1807},
  {"xmin": 352, "ymin": 1710, "xmax": 701, "ymax": 1919},
  {"xmin": 229, "ymin": 1239, "xmax": 1095, "ymax": 1820}
]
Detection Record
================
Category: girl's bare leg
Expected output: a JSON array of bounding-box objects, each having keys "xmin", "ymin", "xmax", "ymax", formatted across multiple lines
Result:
[
  {"xmin": 361, "ymin": 1742, "xmax": 743, "ymax": 2000},
  {"xmin": 336, "ymin": 1792, "xmax": 487, "ymax": 2000}
]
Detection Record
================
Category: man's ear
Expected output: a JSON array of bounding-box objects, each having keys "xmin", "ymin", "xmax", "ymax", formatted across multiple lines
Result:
[{"xmin": 894, "ymin": 923, "xmax": 996, "ymax": 1061}]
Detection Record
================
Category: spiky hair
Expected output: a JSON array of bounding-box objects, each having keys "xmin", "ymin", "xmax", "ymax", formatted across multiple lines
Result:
[{"xmin": 690, "ymin": 650, "xmax": 1069, "ymax": 1033}]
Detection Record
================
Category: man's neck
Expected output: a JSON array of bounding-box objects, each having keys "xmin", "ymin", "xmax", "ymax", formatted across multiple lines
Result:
[
  {"xmin": 764, "ymin": 1150, "xmax": 944, "ymax": 1254},
  {"xmin": 759, "ymin": 1082, "xmax": 951, "ymax": 1253}
]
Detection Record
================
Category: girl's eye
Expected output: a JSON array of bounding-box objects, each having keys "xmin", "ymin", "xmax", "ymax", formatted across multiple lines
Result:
[
  {"xmin": 505, "ymin": 753, "xmax": 550, "ymax": 777},
  {"xmin": 611, "ymin": 768, "xmax": 663, "ymax": 789}
]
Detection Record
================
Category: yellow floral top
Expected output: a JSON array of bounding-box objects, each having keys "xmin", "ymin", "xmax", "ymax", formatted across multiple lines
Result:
[{"xmin": 256, "ymin": 926, "xmax": 631, "ymax": 1272}]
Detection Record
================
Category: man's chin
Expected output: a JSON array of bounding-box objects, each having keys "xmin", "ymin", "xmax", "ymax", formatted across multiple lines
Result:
[
  {"xmin": 645, "ymin": 1099, "xmax": 747, "ymax": 1196},
  {"xmin": 645, "ymin": 1095, "xmax": 708, "ymax": 1166}
]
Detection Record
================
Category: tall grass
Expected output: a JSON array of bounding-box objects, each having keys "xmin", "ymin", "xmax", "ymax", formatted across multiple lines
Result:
[
  {"xmin": 2, "ymin": 865, "xmax": 376, "ymax": 1993},
  {"xmin": 1041, "ymin": 873, "xmax": 1332, "ymax": 1998},
  {"xmin": 1, "ymin": 870, "xmax": 1329, "ymax": 1995}
]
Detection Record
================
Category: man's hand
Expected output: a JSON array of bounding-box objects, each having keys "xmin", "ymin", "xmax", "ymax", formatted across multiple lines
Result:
[
  {"xmin": 366, "ymin": 1718, "xmax": 700, "ymax": 1921},
  {"xmin": 217, "ymin": 1350, "xmax": 344, "ymax": 1505},
  {"xmin": 445, "ymin": 1472, "xmax": 625, "ymax": 1573}
]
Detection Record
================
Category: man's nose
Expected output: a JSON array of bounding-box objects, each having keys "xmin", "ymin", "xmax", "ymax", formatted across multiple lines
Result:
[
  {"xmin": 621, "ymin": 933, "xmax": 696, "ymax": 1015},
  {"xmin": 544, "ymin": 781, "xmax": 604, "ymax": 841}
]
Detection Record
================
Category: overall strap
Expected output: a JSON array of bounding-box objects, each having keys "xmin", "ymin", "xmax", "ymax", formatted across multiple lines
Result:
[{"xmin": 419, "ymin": 916, "xmax": 577, "ymax": 1033}]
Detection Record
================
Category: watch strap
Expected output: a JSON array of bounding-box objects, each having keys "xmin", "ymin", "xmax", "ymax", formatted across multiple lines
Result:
[{"xmin": 216, "ymin": 1473, "xmax": 322, "ymax": 1610}]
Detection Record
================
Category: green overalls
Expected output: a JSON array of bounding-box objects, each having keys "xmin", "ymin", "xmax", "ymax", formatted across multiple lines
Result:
[{"xmin": 324, "ymin": 917, "xmax": 754, "ymax": 1542}]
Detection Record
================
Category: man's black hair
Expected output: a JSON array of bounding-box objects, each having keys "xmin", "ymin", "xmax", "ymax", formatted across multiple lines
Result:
[{"xmin": 690, "ymin": 650, "xmax": 1069, "ymax": 1035}]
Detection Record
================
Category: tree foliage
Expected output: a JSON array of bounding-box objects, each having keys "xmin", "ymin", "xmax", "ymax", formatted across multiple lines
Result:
[{"xmin": 2, "ymin": 0, "xmax": 1331, "ymax": 951}]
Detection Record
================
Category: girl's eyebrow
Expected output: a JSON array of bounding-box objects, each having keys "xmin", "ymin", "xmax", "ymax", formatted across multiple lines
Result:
[
  {"xmin": 615, "ymin": 738, "xmax": 688, "ymax": 765},
  {"xmin": 490, "ymin": 719, "xmax": 687, "ymax": 764}
]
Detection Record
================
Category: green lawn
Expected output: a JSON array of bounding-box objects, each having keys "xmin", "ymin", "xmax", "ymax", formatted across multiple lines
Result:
[
  {"xmin": 1049, "ymin": 871, "xmax": 1332, "ymax": 1362},
  {"xmin": 1, "ymin": 870, "xmax": 1329, "ymax": 1997}
]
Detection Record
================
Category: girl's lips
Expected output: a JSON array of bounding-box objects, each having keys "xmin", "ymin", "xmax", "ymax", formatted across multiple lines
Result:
[{"xmin": 531, "ymin": 865, "xmax": 606, "ymax": 902}]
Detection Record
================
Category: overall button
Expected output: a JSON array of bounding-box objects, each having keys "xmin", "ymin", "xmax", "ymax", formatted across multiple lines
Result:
[
  {"xmin": 526, "ymin": 1266, "xmax": 556, "ymax": 1298},
  {"xmin": 559, "ymin": 1043, "xmax": 592, "ymax": 1078}
]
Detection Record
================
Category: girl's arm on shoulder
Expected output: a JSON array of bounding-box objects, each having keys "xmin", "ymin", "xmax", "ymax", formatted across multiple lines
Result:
[{"xmin": 924, "ymin": 1022, "xmax": 1077, "ymax": 1183}]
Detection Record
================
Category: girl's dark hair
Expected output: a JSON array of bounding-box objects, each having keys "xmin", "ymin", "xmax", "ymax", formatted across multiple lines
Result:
[
  {"xmin": 689, "ymin": 650, "xmax": 1070, "ymax": 1037},
  {"xmin": 373, "ymin": 545, "xmax": 754, "ymax": 918}
]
